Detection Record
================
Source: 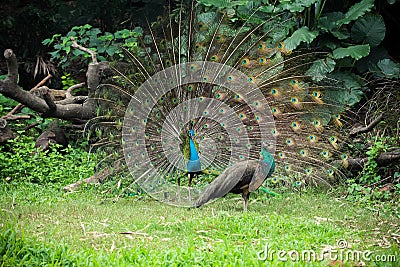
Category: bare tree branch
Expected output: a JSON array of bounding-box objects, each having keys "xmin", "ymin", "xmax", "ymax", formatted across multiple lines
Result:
[
  {"xmin": 65, "ymin": 82, "xmax": 85, "ymax": 98},
  {"xmin": 4, "ymin": 115, "xmax": 31, "ymax": 120},
  {"xmin": 346, "ymin": 149, "xmax": 400, "ymax": 171},
  {"xmin": 63, "ymin": 167, "xmax": 111, "ymax": 192},
  {"xmin": 0, "ymin": 49, "xmax": 96, "ymax": 121},
  {"xmin": 3, "ymin": 74, "xmax": 53, "ymax": 120},
  {"xmin": 0, "ymin": 118, "xmax": 15, "ymax": 144},
  {"xmin": 350, "ymin": 114, "xmax": 384, "ymax": 136},
  {"xmin": 63, "ymin": 160, "xmax": 123, "ymax": 192},
  {"xmin": 70, "ymin": 36, "xmax": 97, "ymax": 63}
]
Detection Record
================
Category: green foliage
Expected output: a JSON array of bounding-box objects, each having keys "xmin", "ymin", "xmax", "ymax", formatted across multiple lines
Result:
[
  {"xmin": 395, "ymin": 172, "xmax": 400, "ymax": 194},
  {"xmin": 361, "ymin": 139, "xmax": 387, "ymax": 184},
  {"xmin": 351, "ymin": 14, "xmax": 386, "ymax": 47},
  {"xmin": 374, "ymin": 59, "xmax": 400, "ymax": 78},
  {"xmin": 283, "ymin": 26, "xmax": 319, "ymax": 50},
  {"xmin": 0, "ymin": 227, "xmax": 79, "ymax": 266},
  {"xmin": 60, "ymin": 73, "xmax": 77, "ymax": 90},
  {"xmin": 0, "ymin": 93, "xmax": 19, "ymax": 117},
  {"xmin": 347, "ymin": 138, "xmax": 399, "ymax": 203},
  {"xmin": 196, "ymin": 0, "xmax": 397, "ymax": 108},
  {"xmin": 1, "ymin": 188, "xmax": 398, "ymax": 266},
  {"xmin": 305, "ymin": 57, "xmax": 336, "ymax": 81},
  {"xmin": 0, "ymin": 135, "xmax": 96, "ymax": 185},
  {"xmin": 42, "ymin": 24, "xmax": 143, "ymax": 70},
  {"xmin": 0, "ymin": 0, "xmax": 165, "ymax": 60},
  {"xmin": 329, "ymin": 71, "xmax": 367, "ymax": 106},
  {"xmin": 335, "ymin": 0, "xmax": 375, "ymax": 26},
  {"xmin": 333, "ymin": 44, "xmax": 371, "ymax": 60}
]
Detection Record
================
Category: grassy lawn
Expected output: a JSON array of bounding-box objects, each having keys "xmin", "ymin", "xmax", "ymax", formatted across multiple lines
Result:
[{"xmin": 0, "ymin": 181, "xmax": 399, "ymax": 266}]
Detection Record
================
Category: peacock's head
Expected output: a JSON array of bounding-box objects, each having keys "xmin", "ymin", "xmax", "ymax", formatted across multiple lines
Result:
[{"xmin": 189, "ymin": 129, "xmax": 195, "ymax": 137}]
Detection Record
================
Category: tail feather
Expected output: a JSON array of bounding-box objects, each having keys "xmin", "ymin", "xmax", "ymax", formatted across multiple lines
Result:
[{"xmin": 87, "ymin": 2, "xmax": 352, "ymax": 204}]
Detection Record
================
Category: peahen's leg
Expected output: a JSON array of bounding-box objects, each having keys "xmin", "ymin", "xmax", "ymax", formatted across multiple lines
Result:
[{"xmin": 242, "ymin": 191, "xmax": 250, "ymax": 212}]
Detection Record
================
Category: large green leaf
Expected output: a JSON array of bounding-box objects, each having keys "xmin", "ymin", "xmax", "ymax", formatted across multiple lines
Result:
[
  {"xmin": 356, "ymin": 46, "xmax": 390, "ymax": 73},
  {"xmin": 336, "ymin": 0, "xmax": 375, "ymax": 26},
  {"xmin": 318, "ymin": 12, "xmax": 345, "ymax": 32},
  {"xmin": 333, "ymin": 44, "xmax": 370, "ymax": 60},
  {"xmin": 283, "ymin": 27, "xmax": 319, "ymax": 50},
  {"xmin": 351, "ymin": 14, "xmax": 386, "ymax": 47},
  {"xmin": 306, "ymin": 57, "xmax": 336, "ymax": 81},
  {"xmin": 328, "ymin": 71, "xmax": 367, "ymax": 107},
  {"xmin": 330, "ymin": 28, "xmax": 351, "ymax": 40},
  {"xmin": 377, "ymin": 59, "xmax": 400, "ymax": 78},
  {"xmin": 198, "ymin": 0, "xmax": 230, "ymax": 8},
  {"xmin": 198, "ymin": 0, "xmax": 249, "ymax": 8},
  {"xmin": 280, "ymin": 0, "xmax": 320, "ymax": 12},
  {"xmin": 318, "ymin": 12, "xmax": 349, "ymax": 40}
]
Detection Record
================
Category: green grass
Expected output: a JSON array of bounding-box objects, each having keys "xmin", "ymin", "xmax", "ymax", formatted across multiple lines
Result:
[{"xmin": 1, "ymin": 181, "xmax": 399, "ymax": 266}]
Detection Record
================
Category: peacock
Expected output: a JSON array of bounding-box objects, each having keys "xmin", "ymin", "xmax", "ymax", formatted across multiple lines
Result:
[{"xmin": 87, "ymin": 1, "xmax": 351, "ymax": 208}]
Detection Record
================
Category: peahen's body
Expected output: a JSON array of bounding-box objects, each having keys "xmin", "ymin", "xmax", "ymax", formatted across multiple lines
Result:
[
  {"xmin": 88, "ymin": 1, "xmax": 350, "ymax": 207},
  {"xmin": 196, "ymin": 147, "xmax": 275, "ymax": 211}
]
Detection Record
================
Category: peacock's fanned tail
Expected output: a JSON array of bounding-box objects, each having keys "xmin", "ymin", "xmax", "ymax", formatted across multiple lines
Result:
[{"xmin": 87, "ymin": 1, "xmax": 351, "ymax": 205}]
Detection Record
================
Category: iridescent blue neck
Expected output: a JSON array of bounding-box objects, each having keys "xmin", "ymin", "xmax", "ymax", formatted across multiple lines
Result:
[
  {"xmin": 187, "ymin": 130, "xmax": 201, "ymax": 173},
  {"xmin": 189, "ymin": 137, "xmax": 199, "ymax": 160}
]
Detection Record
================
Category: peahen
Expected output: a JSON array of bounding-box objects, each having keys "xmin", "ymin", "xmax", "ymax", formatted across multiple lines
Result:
[
  {"xmin": 88, "ymin": 1, "xmax": 350, "ymax": 207},
  {"xmin": 196, "ymin": 146, "xmax": 276, "ymax": 211}
]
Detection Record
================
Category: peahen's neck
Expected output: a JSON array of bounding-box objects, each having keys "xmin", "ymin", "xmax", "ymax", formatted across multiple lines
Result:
[{"xmin": 261, "ymin": 148, "xmax": 276, "ymax": 177}]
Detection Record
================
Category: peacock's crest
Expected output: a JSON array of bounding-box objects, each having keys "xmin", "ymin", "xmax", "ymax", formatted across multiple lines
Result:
[{"xmin": 87, "ymin": 1, "xmax": 351, "ymax": 206}]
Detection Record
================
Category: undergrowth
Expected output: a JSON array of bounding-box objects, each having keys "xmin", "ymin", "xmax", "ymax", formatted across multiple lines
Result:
[
  {"xmin": 0, "ymin": 130, "xmax": 399, "ymax": 266},
  {"xmin": 0, "ymin": 135, "xmax": 97, "ymax": 185},
  {"xmin": 346, "ymin": 136, "xmax": 400, "ymax": 204}
]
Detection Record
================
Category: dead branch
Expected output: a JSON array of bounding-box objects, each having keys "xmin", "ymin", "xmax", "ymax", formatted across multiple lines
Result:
[
  {"xmin": 55, "ymin": 95, "xmax": 88, "ymax": 105},
  {"xmin": 3, "ymin": 115, "xmax": 31, "ymax": 120},
  {"xmin": 65, "ymin": 82, "xmax": 85, "ymax": 98},
  {"xmin": 63, "ymin": 160, "xmax": 122, "ymax": 192},
  {"xmin": 346, "ymin": 149, "xmax": 400, "ymax": 171},
  {"xmin": 33, "ymin": 86, "xmax": 57, "ymax": 111},
  {"xmin": 0, "ymin": 118, "xmax": 15, "ymax": 144},
  {"xmin": 35, "ymin": 121, "xmax": 68, "ymax": 151},
  {"xmin": 0, "ymin": 49, "xmax": 96, "ymax": 121},
  {"xmin": 70, "ymin": 36, "xmax": 97, "ymax": 64},
  {"xmin": 24, "ymin": 122, "xmax": 40, "ymax": 131},
  {"xmin": 2, "ymin": 74, "xmax": 53, "ymax": 120},
  {"xmin": 350, "ymin": 114, "xmax": 384, "ymax": 136},
  {"xmin": 53, "ymin": 82, "xmax": 88, "ymax": 105},
  {"xmin": 63, "ymin": 167, "xmax": 111, "ymax": 192}
]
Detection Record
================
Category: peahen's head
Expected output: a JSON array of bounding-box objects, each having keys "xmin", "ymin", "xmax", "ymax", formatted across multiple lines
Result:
[{"xmin": 261, "ymin": 147, "xmax": 275, "ymax": 177}]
